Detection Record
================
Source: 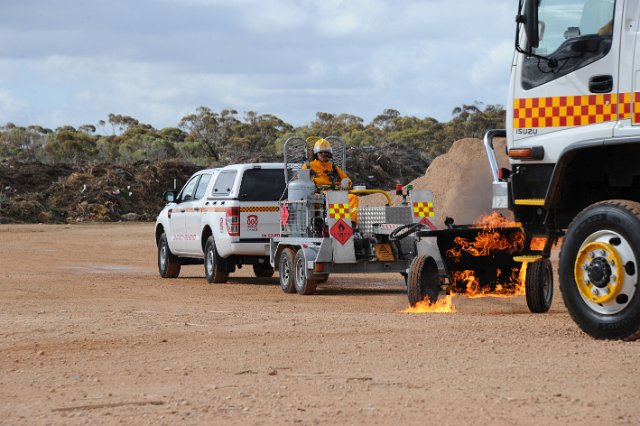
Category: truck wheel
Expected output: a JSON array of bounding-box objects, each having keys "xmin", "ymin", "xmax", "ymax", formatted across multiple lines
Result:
[
  {"xmin": 204, "ymin": 236, "xmax": 229, "ymax": 284},
  {"xmin": 525, "ymin": 259, "xmax": 553, "ymax": 313},
  {"xmin": 253, "ymin": 264, "xmax": 275, "ymax": 278},
  {"xmin": 278, "ymin": 248, "xmax": 296, "ymax": 294},
  {"xmin": 158, "ymin": 232, "xmax": 180, "ymax": 278},
  {"xmin": 407, "ymin": 255, "xmax": 440, "ymax": 306},
  {"xmin": 294, "ymin": 249, "xmax": 317, "ymax": 295},
  {"xmin": 559, "ymin": 200, "xmax": 640, "ymax": 340}
]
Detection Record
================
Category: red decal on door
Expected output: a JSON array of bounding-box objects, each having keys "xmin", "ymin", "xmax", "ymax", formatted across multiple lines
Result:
[{"xmin": 247, "ymin": 214, "xmax": 259, "ymax": 231}]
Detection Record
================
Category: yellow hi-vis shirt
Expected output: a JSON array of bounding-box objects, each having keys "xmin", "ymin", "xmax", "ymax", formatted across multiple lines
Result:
[{"xmin": 302, "ymin": 159, "xmax": 358, "ymax": 222}]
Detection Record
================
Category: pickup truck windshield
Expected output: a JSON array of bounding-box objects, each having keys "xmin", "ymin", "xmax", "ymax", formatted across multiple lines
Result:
[{"xmin": 239, "ymin": 169, "xmax": 286, "ymax": 201}]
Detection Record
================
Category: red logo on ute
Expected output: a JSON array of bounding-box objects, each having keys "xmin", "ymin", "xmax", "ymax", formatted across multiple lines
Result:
[{"xmin": 247, "ymin": 214, "xmax": 259, "ymax": 231}]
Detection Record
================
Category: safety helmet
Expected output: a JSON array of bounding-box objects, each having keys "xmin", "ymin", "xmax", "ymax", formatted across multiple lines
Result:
[{"xmin": 313, "ymin": 138, "xmax": 332, "ymax": 155}]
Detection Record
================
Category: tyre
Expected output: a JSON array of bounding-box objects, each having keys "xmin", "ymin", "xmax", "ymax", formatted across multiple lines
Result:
[
  {"xmin": 294, "ymin": 249, "xmax": 317, "ymax": 295},
  {"xmin": 278, "ymin": 248, "xmax": 296, "ymax": 293},
  {"xmin": 253, "ymin": 264, "xmax": 275, "ymax": 278},
  {"xmin": 204, "ymin": 236, "xmax": 229, "ymax": 284},
  {"xmin": 559, "ymin": 200, "xmax": 640, "ymax": 340},
  {"xmin": 407, "ymin": 255, "xmax": 440, "ymax": 306},
  {"xmin": 525, "ymin": 259, "xmax": 553, "ymax": 313},
  {"xmin": 158, "ymin": 232, "xmax": 181, "ymax": 278}
]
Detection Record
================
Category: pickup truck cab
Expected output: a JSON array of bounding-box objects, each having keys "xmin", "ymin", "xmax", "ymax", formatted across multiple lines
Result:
[{"xmin": 155, "ymin": 163, "xmax": 286, "ymax": 283}]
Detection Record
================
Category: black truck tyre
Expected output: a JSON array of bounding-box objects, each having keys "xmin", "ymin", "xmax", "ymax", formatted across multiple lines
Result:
[
  {"xmin": 559, "ymin": 200, "xmax": 640, "ymax": 341},
  {"xmin": 278, "ymin": 248, "xmax": 296, "ymax": 293},
  {"xmin": 525, "ymin": 259, "xmax": 553, "ymax": 313},
  {"xmin": 158, "ymin": 232, "xmax": 181, "ymax": 278},
  {"xmin": 253, "ymin": 264, "xmax": 275, "ymax": 278},
  {"xmin": 294, "ymin": 249, "xmax": 317, "ymax": 295},
  {"xmin": 204, "ymin": 236, "xmax": 229, "ymax": 284},
  {"xmin": 407, "ymin": 255, "xmax": 440, "ymax": 306}
]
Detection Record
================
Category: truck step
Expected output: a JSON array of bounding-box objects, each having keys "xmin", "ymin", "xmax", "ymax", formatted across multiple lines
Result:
[{"xmin": 514, "ymin": 199, "xmax": 545, "ymax": 206}]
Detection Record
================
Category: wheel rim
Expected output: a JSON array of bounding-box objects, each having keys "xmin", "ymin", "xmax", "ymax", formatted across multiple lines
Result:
[
  {"xmin": 206, "ymin": 247, "xmax": 214, "ymax": 277},
  {"xmin": 295, "ymin": 256, "xmax": 305, "ymax": 287},
  {"xmin": 542, "ymin": 262, "xmax": 553, "ymax": 305},
  {"xmin": 573, "ymin": 230, "xmax": 636, "ymax": 315},
  {"xmin": 282, "ymin": 258, "xmax": 291, "ymax": 285},
  {"xmin": 159, "ymin": 243, "xmax": 167, "ymax": 270}
]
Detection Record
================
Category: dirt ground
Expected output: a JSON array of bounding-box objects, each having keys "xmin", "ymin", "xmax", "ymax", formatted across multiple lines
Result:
[{"xmin": 1, "ymin": 223, "xmax": 639, "ymax": 425}]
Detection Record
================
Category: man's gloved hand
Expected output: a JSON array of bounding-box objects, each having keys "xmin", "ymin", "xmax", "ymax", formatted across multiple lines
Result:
[{"xmin": 340, "ymin": 178, "xmax": 351, "ymax": 190}]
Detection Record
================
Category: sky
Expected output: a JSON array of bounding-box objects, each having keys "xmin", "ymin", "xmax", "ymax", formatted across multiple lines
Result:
[{"xmin": 0, "ymin": 0, "xmax": 517, "ymax": 130}]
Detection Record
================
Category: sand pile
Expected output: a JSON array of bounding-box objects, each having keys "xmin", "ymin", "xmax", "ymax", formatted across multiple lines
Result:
[{"xmin": 360, "ymin": 138, "xmax": 511, "ymax": 226}]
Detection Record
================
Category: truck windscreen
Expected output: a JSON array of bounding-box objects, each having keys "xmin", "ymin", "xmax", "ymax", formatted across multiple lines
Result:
[{"xmin": 238, "ymin": 169, "xmax": 287, "ymax": 201}]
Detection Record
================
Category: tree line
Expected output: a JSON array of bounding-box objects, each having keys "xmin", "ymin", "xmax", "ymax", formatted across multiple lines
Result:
[{"xmin": 0, "ymin": 103, "xmax": 505, "ymax": 166}]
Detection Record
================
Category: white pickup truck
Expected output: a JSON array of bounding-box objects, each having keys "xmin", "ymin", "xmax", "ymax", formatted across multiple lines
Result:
[{"xmin": 155, "ymin": 163, "xmax": 286, "ymax": 283}]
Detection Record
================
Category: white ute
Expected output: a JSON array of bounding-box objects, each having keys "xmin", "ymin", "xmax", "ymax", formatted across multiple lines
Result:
[{"xmin": 155, "ymin": 163, "xmax": 286, "ymax": 283}]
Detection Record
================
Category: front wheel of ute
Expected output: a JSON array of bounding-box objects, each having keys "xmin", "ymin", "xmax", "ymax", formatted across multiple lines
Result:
[
  {"xmin": 525, "ymin": 259, "xmax": 553, "ymax": 313},
  {"xmin": 559, "ymin": 200, "xmax": 640, "ymax": 340},
  {"xmin": 278, "ymin": 248, "xmax": 296, "ymax": 293},
  {"xmin": 294, "ymin": 249, "xmax": 317, "ymax": 295},
  {"xmin": 158, "ymin": 232, "xmax": 180, "ymax": 278},
  {"xmin": 407, "ymin": 255, "xmax": 440, "ymax": 306},
  {"xmin": 204, "ymin": 236, "xmax": 229, "ymax": 284}
]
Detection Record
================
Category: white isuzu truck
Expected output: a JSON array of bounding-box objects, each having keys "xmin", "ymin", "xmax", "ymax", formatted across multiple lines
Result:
[{"xmin": 485, "ymin": 0, "xmax": 640, "ymax": 339}]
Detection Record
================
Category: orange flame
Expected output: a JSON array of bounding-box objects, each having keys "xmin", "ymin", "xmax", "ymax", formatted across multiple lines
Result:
[{"xmin": 402, "ymin": 294, "xmax": 457, "ymax": 313}]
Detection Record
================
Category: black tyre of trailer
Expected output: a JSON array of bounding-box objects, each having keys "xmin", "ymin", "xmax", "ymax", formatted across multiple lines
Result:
[
  {"xmin": 158, "ymin": 232, "xmax": 181, "ymax": 278},
  {"xmin": 278, "ymin": 248, "xmax": 296, "ymax": 293},
  {"xmin": 204, "ymin": 236, "xmax": 229, "ymax": 284},
  {"xmin": 559, "ymin": 200, "xmax": 640, "ymax": 341},
  {"xmin": 294, "ymin": 249, "xmax": 317, "ymax": 295},
  {"xmin": 407, "ymin": 255, "xmax": 440, "ymax": 306},
  {"xmin": 253, "ymin": 264, "xmax": 275, "ymax": 278},
  {"xmin": 525, "ymin": 259, "xmax": 553, "ymax": 313}
]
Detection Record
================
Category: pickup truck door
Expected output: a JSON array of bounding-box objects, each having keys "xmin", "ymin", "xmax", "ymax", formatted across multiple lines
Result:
[
  {"xmin": 170, "ymin": 175, "xmax": 200, "ymax": 253},
  {"xmin": 182, "ymin": 173, "xmax": 213, "ymax": 256}
]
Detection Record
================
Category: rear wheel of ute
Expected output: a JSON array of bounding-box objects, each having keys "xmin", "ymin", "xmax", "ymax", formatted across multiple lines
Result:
[
  {"xmin": 525, "ymin": 259, "xmax": 553, "ymax": 313},
  {"xmin": 204, "ymin": 236, "xmax": 229, "ymax": 284},
  {"xmin": 559, "ymin": 200, "xmax": 640, "ymax": 340},
  {"xmin": 158, "ymin": 232, "xmax": 180, "ymax": 278},
  {"xmin": 253, "ymin": 264, "xmax": 275, "ymax": 278},
  {"xmin": 294, "ymin": 249, "xmax": 317, "ymax": 295},
  {"xmin": 278, "ymin": 248, "xmax": 296, "ymax": 293},
  {"xmin": 407, "ymin": 255, "xmax": 440, "ymax": 306}
]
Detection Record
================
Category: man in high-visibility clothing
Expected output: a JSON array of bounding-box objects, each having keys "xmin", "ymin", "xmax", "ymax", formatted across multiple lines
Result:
[{"xmin": 302, "ymin": 138, "xmax": 359, "ymax": 224}]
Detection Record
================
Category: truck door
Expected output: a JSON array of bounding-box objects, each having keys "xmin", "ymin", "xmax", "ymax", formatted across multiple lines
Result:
[
  {"xmin": 182, "ymin": 172, "xmax": 213, "ymax": 256},
  {"xmin": 512, "ymin": 0, "xmax": 620, "ymax": 162},
  {"xmin": 613, "ymin": 1, "xmax": 640, "ymax": 138},
  {"xmin": 170, "ymin": 175, "xmax": 200, "ymax": 253}
]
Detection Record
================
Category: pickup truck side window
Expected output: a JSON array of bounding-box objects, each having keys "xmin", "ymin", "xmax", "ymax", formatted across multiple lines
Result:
[
  {"xmin": 178, "ymin": 175, "xmax": 200, "ymax": 202},
  {"xmin": 194, "ymin": 173, "xmax": 212, "ymax": 200},
  {"xmin": 238, "ymin": 169, "xmax": 287, "ymax": 201},
  {"xmin": 212, "ymin": 171, "xmax": 237, "ymax": 196},
  {"xmin": 522, "ymin": 0, "xmax": 614, "ymax": 90}
]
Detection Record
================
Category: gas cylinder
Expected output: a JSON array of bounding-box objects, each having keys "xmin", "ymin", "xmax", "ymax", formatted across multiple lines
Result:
[{"xmin": 288, "ymin": 169, "xmax": 316, "ymax": 201}]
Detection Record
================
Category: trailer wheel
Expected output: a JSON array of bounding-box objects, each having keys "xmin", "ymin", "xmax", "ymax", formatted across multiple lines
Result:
[
  {"xmin": 525, "ymin": 259, "xmax": 553, "ymax": 313},
  {"xmin": 158, "ymin": 232, "xmax": 181, "ymax": 278},
  {"xmin": 407, "ymin": 255, "xmax": 440, "ymax": 306},
  {"xmin": 204, "ymin": 236, "xmax": 229, "ymax": 284},
  {"xmin": 559, "ymin": 200, "xmax": 640, "ymax": 340},
  {"xmin": 253, "ymin": 264, "xmax": 275, "ymax": 278},
  {"xmin": 294, "ymin": 249, "xmax": 317, "ymax": 295},
  {"xmin": 278, "ymin": 248, "xmax": 296, "ymax": 293}
]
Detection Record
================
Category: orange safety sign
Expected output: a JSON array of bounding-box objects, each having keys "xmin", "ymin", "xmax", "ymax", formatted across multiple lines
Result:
[
  {"xmin": 412, "ymin": 201, "xmax": 434, "ymax": 218},
  {"xmin": 328, "ymin": 203, "xmax": 350, "ymax": 219}
]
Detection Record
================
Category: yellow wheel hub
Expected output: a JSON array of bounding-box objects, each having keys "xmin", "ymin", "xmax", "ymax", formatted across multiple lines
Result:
[{"xmin": 574, "ymin": 241, "xmax": 624, "ymax": 304}]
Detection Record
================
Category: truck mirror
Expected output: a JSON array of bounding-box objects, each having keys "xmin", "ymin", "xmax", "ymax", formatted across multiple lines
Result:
[
  {"xmin": 523, "ymin": 0, "xmax": 539, "ymax": 48},
  {"xmin": 163, "ymin": 190, "xmax": 176, "ymax": 203}
]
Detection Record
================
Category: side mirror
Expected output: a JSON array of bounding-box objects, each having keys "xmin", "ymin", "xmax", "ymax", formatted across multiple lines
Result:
[
  {"xmin": 163, "ymin": 190, "xmax": 176, "ymax": 203},
  {"xmin": 523, "ymin": 0, "xmax": 539, "ymax": 48}
]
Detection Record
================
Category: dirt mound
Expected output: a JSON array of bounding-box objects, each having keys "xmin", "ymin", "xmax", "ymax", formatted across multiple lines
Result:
[{"xmin": 361, "ymin": 138, "xmax": 510, "ymax": 226}]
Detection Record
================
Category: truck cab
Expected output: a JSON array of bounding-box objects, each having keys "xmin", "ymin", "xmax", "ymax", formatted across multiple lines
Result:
[{"xmin": 485, "ymin": 0, "xmax": 640, "ymax": 340}]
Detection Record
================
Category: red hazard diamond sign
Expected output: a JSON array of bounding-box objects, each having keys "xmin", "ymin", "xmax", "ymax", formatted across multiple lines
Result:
[{"xmin": 330, "ymin": 219, "xmax": 353, "ymax": 245}]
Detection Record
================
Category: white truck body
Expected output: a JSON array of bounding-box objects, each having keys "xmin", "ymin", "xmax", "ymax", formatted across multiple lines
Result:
[
  {"xmin": 485, "ymin": 0, "xmax": 640, "ymax": 339},
  {"xmin": 155, "ymin": 163, "xmax": 286, "ymax": 281}
]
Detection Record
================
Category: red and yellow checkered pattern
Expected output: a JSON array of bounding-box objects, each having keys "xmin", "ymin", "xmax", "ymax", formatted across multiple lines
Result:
[
  {"xmin": 328, "ymin": 203, "xmax": 350, "ymax": 219},
  {"xmin": 240, "ymin": 206, "xmax": 279, "ymax": 213},
  {"xmin": 514, "ymin": 92, "xmax": 640, "ymax": 128},
  {"xmin": 413, "ymin": 201, "xmax": 434, "ymax": 218}
]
